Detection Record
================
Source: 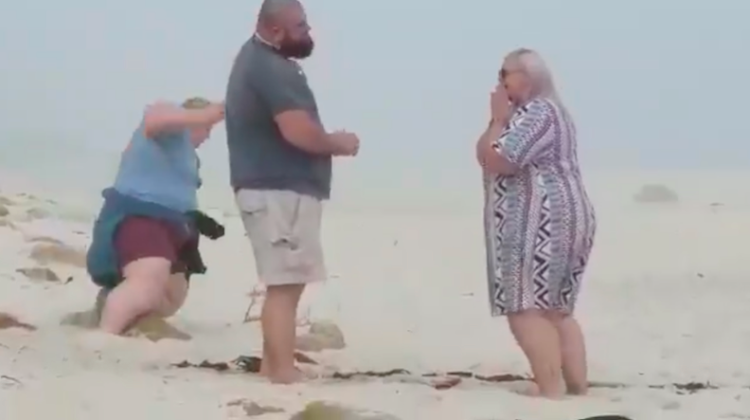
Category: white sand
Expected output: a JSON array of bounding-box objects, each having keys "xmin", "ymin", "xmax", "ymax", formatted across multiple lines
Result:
[{"xmin": 2, "ymin": 170, "xmax": 750, "ymax": 419}]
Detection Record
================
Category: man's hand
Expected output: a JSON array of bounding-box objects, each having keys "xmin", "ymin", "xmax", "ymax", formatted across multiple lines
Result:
[{"xmin": 328, "ymin": 130, "xmax": 360, "ymax": 156}]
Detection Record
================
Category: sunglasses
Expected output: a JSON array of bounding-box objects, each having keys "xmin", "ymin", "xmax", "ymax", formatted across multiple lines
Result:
[{"xmin": 500, "ymin": 68, "xmax": 521, "ymax": 79}]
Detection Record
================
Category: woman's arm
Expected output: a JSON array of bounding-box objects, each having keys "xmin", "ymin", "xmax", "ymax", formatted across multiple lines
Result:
[
  {"xmin": 476, "ymin": 120, "xmax": 518, "ymax": 175},
  {"xmin": 477, "ymin": 99, "xmax": 556, "ymax": 176}
]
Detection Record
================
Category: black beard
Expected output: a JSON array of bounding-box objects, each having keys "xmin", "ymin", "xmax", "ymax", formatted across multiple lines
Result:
[{"xmin": 278, "ymin": 39, "xmax": 314, "ymax": 59}]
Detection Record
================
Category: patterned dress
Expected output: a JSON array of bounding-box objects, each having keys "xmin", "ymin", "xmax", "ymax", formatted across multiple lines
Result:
[{"xmin": 484, "ymin": 98, "xmax": 596, "ymax": 317}]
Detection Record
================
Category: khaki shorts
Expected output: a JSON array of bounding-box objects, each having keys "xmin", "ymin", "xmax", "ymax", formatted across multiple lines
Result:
[{"xmin": 235, "ymin": 189, "xmax": 326, "ymax": 286}]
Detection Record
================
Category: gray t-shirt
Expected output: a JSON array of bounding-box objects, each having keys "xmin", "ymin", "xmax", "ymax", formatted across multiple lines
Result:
[{"xmin": 225, "ymin": 37, "xmax": 331, "ymax": 199}]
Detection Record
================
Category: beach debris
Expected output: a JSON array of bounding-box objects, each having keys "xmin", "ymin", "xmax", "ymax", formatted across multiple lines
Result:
[
  {"xmin": 589, "ymin": 380, "xmax": 718, "ymax": 395},
  {"xmin": 24, "ymin": 207, "xmax": 50, "ymax": 220},
  {"xmin": 1, "ymin": 375, "xmax": 23, "ymax": 389},
  {"xmin": 16, "ymin": 266, "xmax": 61, "ymax": 282},
  {"xmin": 27, "ymin": 235, "xmax": 65, "ymax": 246},
  {"xmin": 289, "ymin": 401, "xmax": 402, "ymax": 420},
  {"xmin": 28, "ymin": 241, "xmax": 86, "ymax": 268},
  {"xmin": 633, "ymin": 184, "xmax": 679, "ymax": 204},
  {"xmin": 171, "ymin": 357, "xmax": 725, "ymax": 395},
  {"xmin": 295, "ymin": 321, "xmax": 346, "ymax": 352},
  {"xmin": 243, "ymin": 284, "xmax": 312, "ymax": 327},
  {"xmin": 0, "ymin": 205, "xmax": 9, "ymax": 217},
  {"xmin": 226, "ymin": 399, "xmax": 285, "ymax": 417},
  {"xmin": 124, "ymin": 316, "xmax": 192, "ymax": 342},
  {"xmin": 173, "ymin": 352, "xmax": 319, "ymax": 374},
  {"xmin": 243, "ymin": 284, "xmax": 265, "ymax": 322},
  {"xmin": 174, "ymin": 355, "xmax": 514, "ymax": 391},
  {"xmin": 577, "ymin": 417, "xmax": 632, "ymax": 420},
  {"xmin": 173, "ymin": 359, "xmax": 232, "ymax": 372},
  {"xmin": 0, "ymin": 312, "xmax": 36, "ymax": 331},
  {"xmin": 430, "ymin": 376, "xmax": 462, "ymax": 390}
]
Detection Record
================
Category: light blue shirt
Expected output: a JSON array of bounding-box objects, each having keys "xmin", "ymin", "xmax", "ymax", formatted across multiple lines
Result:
[{"xmin": 112, "ymin": 122, "xmax": 199, "ymax": 213}]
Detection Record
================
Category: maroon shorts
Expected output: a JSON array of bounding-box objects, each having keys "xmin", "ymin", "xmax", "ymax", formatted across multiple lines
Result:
[{"xmin": 113, "ymin": 216, "xmax": 189, "ymax": 274}]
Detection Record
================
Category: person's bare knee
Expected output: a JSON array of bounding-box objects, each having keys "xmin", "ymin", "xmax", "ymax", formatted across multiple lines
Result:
[
  {"xmin": 99, "ymin": 257, "xmax": 172, "ymax": 334},
  {"xmin": 153, "ymin": 273, "xmax": 189, "ymax": 318}
]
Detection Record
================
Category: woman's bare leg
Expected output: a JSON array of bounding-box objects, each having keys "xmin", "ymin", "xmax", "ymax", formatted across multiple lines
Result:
[
  {"xmin": 508, "ymin": 309, "xmax": 564, "ymax": 398},
  {"xmin": 547, "ymin": 312, "xmax": 588, "ymax": 395},
  {"xmin": 98, "ymin": 257, "xmax": 172, "ymax": 334}
]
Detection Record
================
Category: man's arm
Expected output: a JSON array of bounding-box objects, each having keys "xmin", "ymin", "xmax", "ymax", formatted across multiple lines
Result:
[
  {"xmin": 253, "ymin": 63, "xmax": 339, "ymax": 155},
  {"xmin": 142, "ymin": 102, "xmax": 222, "ymax": 139}
]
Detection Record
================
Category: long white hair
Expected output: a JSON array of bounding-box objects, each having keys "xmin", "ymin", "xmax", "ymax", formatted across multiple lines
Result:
[{"xmin": 505, "ymin": 48, "xmax": 566, "ymax": 112}]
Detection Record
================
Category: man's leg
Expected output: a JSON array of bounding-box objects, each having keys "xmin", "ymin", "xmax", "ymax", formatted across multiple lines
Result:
[
  {"xmin": 236, "ymin": 189, "xmax": 326, "ymax": 384},
  {"xmin": 260, "ymin": 283, "xmax": 306, "ymax": 383}
]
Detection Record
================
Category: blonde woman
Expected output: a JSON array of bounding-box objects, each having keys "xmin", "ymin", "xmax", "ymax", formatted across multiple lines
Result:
[{"xmin": 476, "ymin": 49, "xmax": 596, "ymax": 398}]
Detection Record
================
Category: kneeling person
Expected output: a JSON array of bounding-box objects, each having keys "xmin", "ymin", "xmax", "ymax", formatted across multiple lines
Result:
[{"xmin": 86, "ymin": 97, "xmax": 225, "ymax": 334}]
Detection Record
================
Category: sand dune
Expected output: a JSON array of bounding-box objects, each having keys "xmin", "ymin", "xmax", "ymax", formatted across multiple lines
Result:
[{"xmin": 1, "ymin": 170, "xmax": 750, "ymax": 419}]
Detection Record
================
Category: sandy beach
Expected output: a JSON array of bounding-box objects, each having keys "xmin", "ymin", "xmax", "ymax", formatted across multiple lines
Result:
[{"xmin": 1, "ymin": 170, "xmax": 749, "ymax": 420}]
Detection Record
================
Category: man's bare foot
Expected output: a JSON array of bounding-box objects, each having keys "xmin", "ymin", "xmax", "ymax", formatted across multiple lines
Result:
[{"xmin": 266, "ymin": 367, "xmax": 305, "ymax": 384}]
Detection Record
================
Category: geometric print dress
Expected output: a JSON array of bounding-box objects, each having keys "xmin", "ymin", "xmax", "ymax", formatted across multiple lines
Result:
[{"xmin": 483, "ymin": 97, "xmax": 596, "ymax": 317}]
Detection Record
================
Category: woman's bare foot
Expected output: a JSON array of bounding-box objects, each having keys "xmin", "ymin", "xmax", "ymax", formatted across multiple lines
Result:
[
  {"xmin": 566, "ymin": 382, "xmax": 588, "ymax": 396},
  {"xmin": 512, "ymin": 381, "xmax": 564, "ymax": 399},
  {"xmin": 515, "ymin": 382, "xmax": 540, "ymax": 397}
]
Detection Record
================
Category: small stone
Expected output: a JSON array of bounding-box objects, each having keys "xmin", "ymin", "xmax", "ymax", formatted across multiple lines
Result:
[
  {"xmin": 296, "ymin": 321, "xmax": 346, "ymax": 352},
  {"xmin": 633, "ymin": 184, "xmax": 679, "ymax": 204},
  {"xmin": 16, "ymin": 267, "xmax": 61, "ymax": 282},
  {"xmin": 240, "ymin": 401, "xmax": 284, "ymax": 417},
  {"xmin": 289, "ymin": 401, "xmax": 401, "ymax": 420},
  {"xmin": 0, "ymin": 205, "xmax": 8, "ymax": 217}
]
